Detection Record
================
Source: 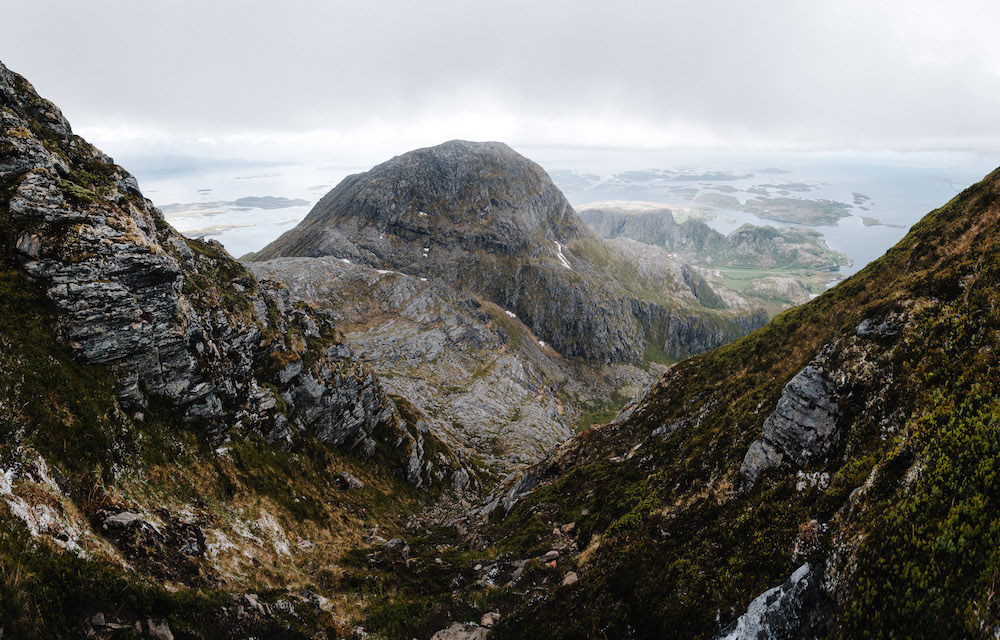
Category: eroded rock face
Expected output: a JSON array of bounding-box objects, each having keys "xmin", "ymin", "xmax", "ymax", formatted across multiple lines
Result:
[
  {"xmin": 739, "ymin": 361, "xmax": 842, "ymax": 489},
  {"xmin": 0, "ymin": 60, "xmax": 466, "ymax": 488},
  {"xmin": 579, "ymin": 204, "xmax": 848, "ymax": 271},
  {"xmin": 429, "ymin": 622, "xmax": 490, "ymax": 640},
  {"xmin": 249, "ymin": 256, "xmax": 668, "ymax": 472}
]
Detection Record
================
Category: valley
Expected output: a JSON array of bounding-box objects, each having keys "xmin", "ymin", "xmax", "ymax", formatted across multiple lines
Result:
[{"xmin": 3, "ymin": 57, "xmax": 1000, "ymax": 640}]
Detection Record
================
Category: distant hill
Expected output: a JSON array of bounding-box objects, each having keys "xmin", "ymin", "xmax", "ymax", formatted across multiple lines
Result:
[{"xmin": 578, "ymin": 202, "xmax": 849, "ymax": 270}]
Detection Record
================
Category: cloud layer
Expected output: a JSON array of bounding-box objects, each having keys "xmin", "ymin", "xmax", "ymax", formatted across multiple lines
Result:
[{"xmin": 5, "ymin": 0, "xmax": 1000, "ymax": 156}]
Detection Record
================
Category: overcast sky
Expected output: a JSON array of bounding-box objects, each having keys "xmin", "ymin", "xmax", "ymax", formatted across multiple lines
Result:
[{"xmin": 4, "ymin": 0, "xmax": 1000, "ymax": 161}]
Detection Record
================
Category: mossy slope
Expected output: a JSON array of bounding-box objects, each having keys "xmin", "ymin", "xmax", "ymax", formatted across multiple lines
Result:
[
  {"xmin": 467, "ymin": 167, "xmax": 1000, "ymax": 638},
  {"xmin": 0, "ymin": 61, "xmax": 477, "ymax": 638}
]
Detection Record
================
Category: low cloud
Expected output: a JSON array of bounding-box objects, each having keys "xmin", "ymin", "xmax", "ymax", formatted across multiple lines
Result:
[{"xmin": 4, "ymin": 0, "xmax": 1000, "ymax": 157}]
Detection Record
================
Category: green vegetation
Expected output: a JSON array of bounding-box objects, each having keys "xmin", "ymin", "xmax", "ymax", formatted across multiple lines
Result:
[
  {"xmin": 55, "ymin": 178, "xmax": 99, "ymax": 205},
  {"xmin": 440, "ymin": 170, "xmax": 1000, "ymax": 637},
  {"xmin": 0, "ymin": 73, "xmax": 464, "ymax": 637},
  {"xmin": 716, "ymin": 267, "xmax": 825, "ymax": 293},
  {"xmin": 842, "ymin": 295, "xmax": 1000, "ymax": 637},
  {"xmin": 574, "ymin": 391, "xmax": 627, "ymax": 432}
]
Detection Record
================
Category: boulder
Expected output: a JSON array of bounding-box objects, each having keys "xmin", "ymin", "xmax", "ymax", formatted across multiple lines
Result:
[{"xmin": 739, "ymin": 361, "xmax": 841, "ymax": 489}]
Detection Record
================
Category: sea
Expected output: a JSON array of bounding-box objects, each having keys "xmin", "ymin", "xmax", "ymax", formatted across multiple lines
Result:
[{"xmin": 120, "ymin": 147, "xmax": 1000, "ymax": 273}]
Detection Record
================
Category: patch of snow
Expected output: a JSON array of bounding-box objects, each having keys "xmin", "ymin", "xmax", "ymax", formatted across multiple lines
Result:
[
  {"xmin": 419, "ymin": 277, "xmax": 428, "ymax": 282},
  {"xmin": 554, "ymin": 241, "xmax": 572, "ymax": 270},
  {"xmin": 505, "ymin": 310, "xmax": 517, "ymax": 319},
  {"xmin": 340, "ymin": 258, "xmax": 352, "ymax": 264},
  {"xmin": 418, "ymin": 211, "xmax": 428, "ymax": 217}
]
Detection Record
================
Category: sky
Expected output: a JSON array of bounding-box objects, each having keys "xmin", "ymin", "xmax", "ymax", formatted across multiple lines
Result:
[{"xmin": 4, "ymin": 0, "xmax": 1000, "ymax": 162}]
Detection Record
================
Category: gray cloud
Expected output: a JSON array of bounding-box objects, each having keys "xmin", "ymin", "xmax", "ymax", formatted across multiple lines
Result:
[{"xmin": 4, "ymin": 0, "xmax": 1000, "ymax": 154}]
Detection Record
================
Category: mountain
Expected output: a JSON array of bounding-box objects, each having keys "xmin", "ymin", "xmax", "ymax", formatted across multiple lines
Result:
[
  {"xmin": 0, "ymin": 60, "xmax": 480, "ymax": 637},
  {"xmin": 7, "ymin": 54, "xmax": 999, "ymax": 640},
  {"xmin": 429, "ymin": 164, "xmax": 1000, "ymax": 638},
  {"xmin": 249, "ymin": 141, "xmax": 768, "ymax": 364}
]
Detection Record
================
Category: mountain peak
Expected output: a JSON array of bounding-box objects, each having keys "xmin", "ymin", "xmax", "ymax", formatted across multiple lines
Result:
[{"xmin": 253, "ymin": 139, "xmax": 588, "ymax": 262}]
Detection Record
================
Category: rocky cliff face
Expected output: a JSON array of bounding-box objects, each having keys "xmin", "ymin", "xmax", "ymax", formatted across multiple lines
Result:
[
  {"xmin": 0, "ymin": 60, "xmax": 467, "ymax": 489},
  {"xmin": 249, "ymin": 256, "xmax": 665, "ymax": 472},
  {"xmin": 579, "ymin": 202, "xmax": 848, "ymax": 270},
  {"xmin": 739, "ymin": 359, "xmax": 842, "ymax": 489},
  {"xmin": 250, "ymin": 141, "xmax": 768, "ymax": 364},
  {"xmin": 578, "ymin": 203, "xmax": 707, "ymax": 251}
]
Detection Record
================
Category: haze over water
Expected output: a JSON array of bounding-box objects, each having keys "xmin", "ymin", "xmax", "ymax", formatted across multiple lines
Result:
[{"xmin": 126, "ymin": 147, "xmax": 1000, "ymax": 274}]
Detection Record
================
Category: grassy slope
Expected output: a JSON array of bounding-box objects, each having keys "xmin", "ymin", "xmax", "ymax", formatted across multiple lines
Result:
[
  {"xmin": 0, "ymin": 182, "xmax": 432, "ymax": 638},
  {"xmin": 0, "ymin": 72, "xmax": 460, "ymax": 639},
  {"xmin": 475, "ymin": 168, "xmax": 1000, "ymax": 638}
]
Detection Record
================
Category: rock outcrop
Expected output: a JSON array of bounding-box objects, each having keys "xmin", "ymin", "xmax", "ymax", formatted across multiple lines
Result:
[
  {"xmin": 716, "ymin": 563, "xmax": 830, "ymax": 640},
  {"xmin": 739, "ymin": 361, "xmax": 842, "ymax": 489},
  {"xmin": 249, "ymin": 141, "xmax": 768, "ymax": 364}
]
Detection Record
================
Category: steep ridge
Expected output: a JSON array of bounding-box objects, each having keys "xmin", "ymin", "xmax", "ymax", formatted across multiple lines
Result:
[
  {"xmin": 0, "ymin": 61, "xmax": 480, "ymax": 637},
  {"xmin": 250, "ymin": 141, "xmax": 768, "ymax": 364},
  {"xmin": 0, "ymin": 60, "xmax": 472, "ymax": 487},
  {"xmin": 435, "ymin": 165, "xmax": 1000, "ymax": 638}
]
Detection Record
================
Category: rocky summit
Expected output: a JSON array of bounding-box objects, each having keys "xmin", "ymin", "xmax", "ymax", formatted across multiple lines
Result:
[
  {"xmin": 250, "ymin": 140, "xmax": 768, "ymax": 364},
  {"xmin": 252, "ymin": 140, "xmax": 587, "ymax": 262}
]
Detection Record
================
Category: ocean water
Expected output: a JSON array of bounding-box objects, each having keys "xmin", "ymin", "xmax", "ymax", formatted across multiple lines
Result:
[
  {"xmin": 122, "ymin": 148, "xmax": 1000, "ymax": 270},
  {"xmin": 526, "ymin": 147, "xmax": 999, "ymax": 277},
  {"xmin": 121, "ymin": 156, "xmax": 369, "ymax": 258}
]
